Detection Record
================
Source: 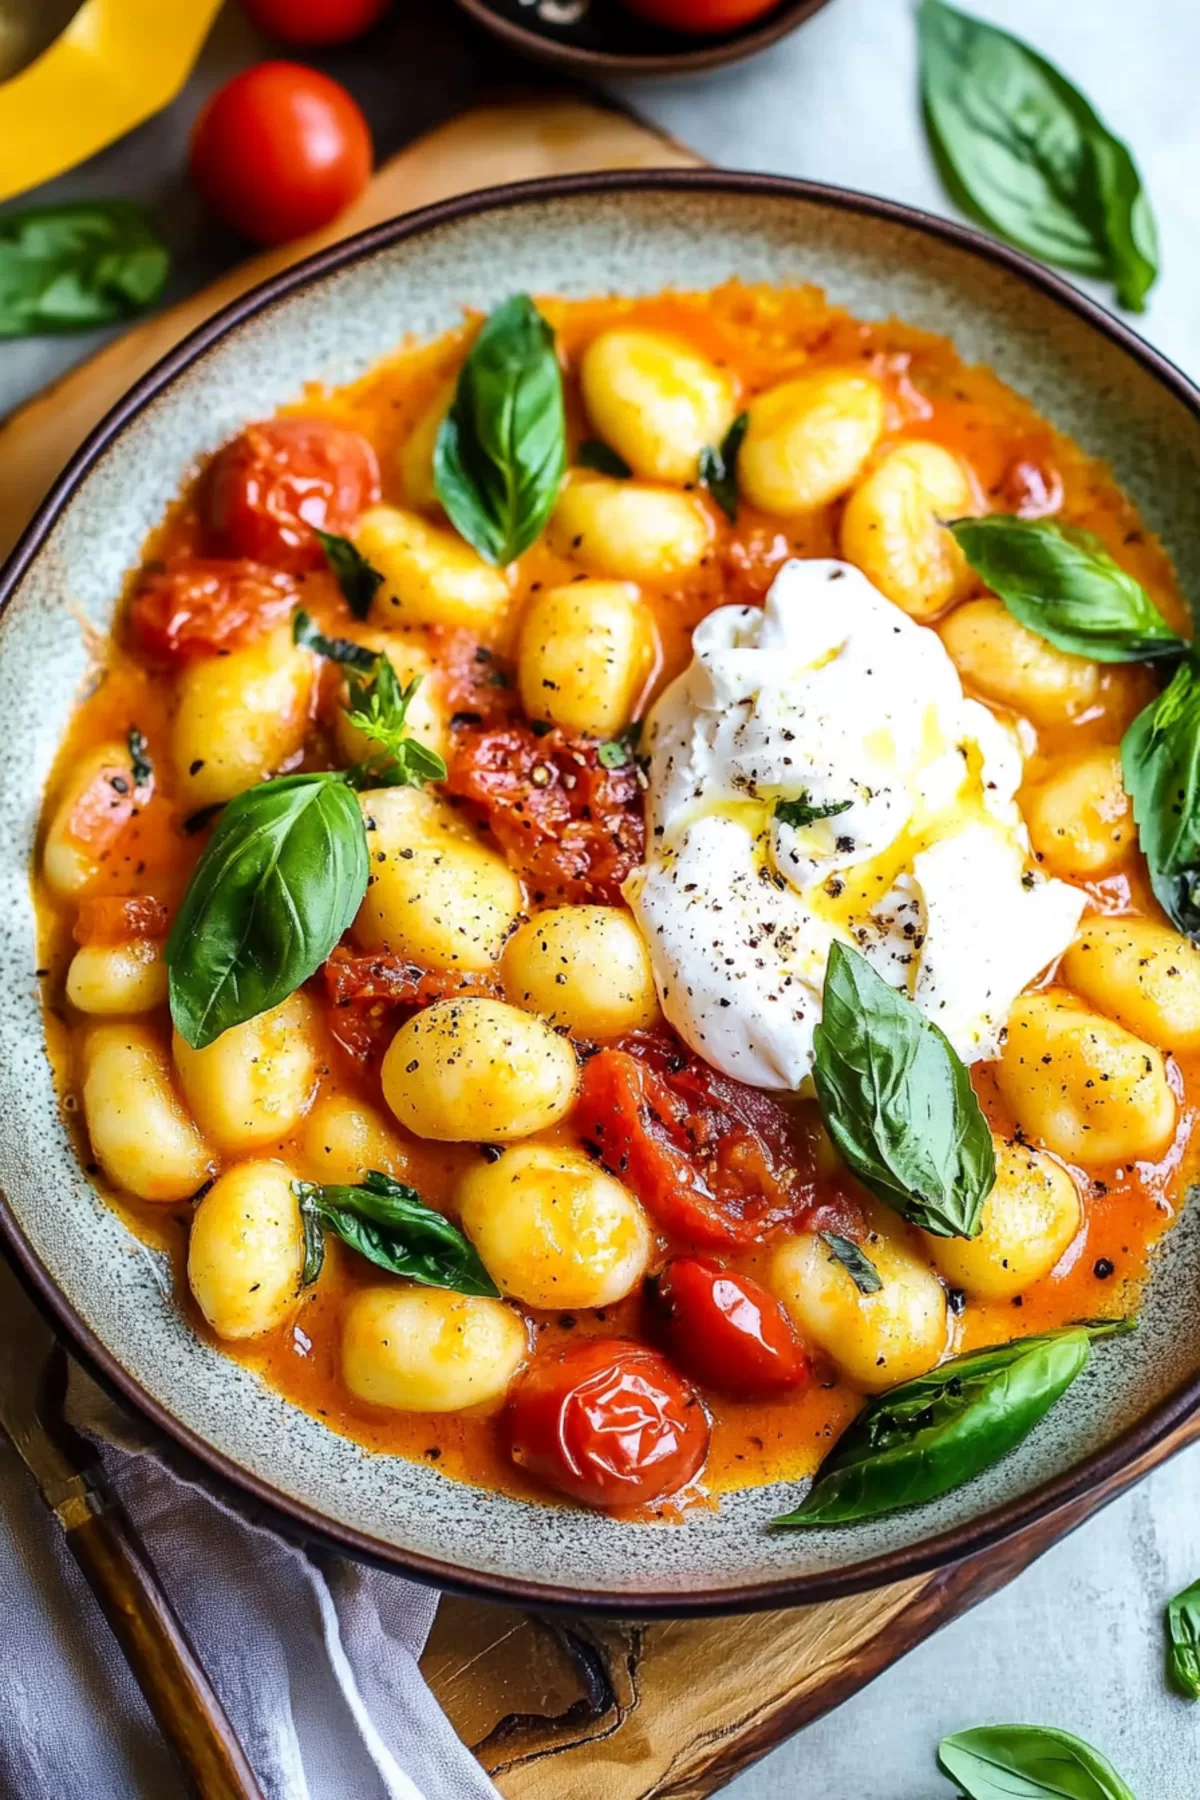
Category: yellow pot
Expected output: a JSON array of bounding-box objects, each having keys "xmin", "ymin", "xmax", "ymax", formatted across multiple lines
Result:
[{"xmin": 0, "ymin": 0, "xmax": 224, "ymax": 204}]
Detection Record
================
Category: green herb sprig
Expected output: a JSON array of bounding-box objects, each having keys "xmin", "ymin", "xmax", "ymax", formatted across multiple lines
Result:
[
  {"xmin": 294, "ymin": 1171, "xmax": 498, "ymax": 1296},
  {"xmin": 699, "ymin": 411, "xmax": 749, "ymax": 522}
]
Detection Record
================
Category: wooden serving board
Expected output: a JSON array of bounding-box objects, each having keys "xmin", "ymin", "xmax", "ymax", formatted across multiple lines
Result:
[{"xmin": 3, "ymin": 92, "xmax": 1199, "ymax": 1799}]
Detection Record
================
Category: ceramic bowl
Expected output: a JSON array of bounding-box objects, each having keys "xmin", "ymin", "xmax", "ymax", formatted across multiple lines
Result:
[
  {"xmin": 451, "ymin": 0, "xmax": 832, "ymax": 78},
  {"xmin": 2, "ymin": 172, "xmax": 1199, "ymax": 1616}
]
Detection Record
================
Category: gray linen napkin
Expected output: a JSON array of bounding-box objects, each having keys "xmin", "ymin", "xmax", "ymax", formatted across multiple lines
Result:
[{"xmin": 0, "ymin": 1371, "xmax": 501, "ymax": 1800}]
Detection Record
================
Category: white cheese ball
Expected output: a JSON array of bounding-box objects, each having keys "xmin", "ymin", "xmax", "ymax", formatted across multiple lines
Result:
[
  {"xmin": 187, "ymin": 1159, "xmax": 306, "ymax": 1341},
  {"xmin": 341, "ymin": 1285, "xmax": 527, "ymax": 1413}
]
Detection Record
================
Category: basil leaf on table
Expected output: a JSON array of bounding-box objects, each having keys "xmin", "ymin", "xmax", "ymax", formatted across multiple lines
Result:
[
  {"xmin": 293, "ymin": 1171, "xmax": 499, "ymax": 1296},
  {"xmin": 698, "ymin": 411, "xmax": 749, "ymax": 522},
  {"xmin": 773, "ymin": 1324, "xmax": 1123, "ymax": 1527},
  {"xmin": 434, "ymin": 293, "xmax": 567, "ymax": 566},
  {"xmin": 818, "ymin": 1231, "xmax": 882, "ymax": 1296},
  {"xmin": 937, "ymin": 1723, "xmax": 1137, "ymax": 1799},
  {"xmin": 1121, "ymin": 655, "xmax": 1200, "ymax": 937},
  {"xmin": 292, "ymin": 608, "xmax": 378, "ymax": 671},
  {"xmin": 1166, "ymin": 1578, "xmax": 1200, "ymax": 1699},
  {"xmin": 812, "ymin": 941, "xmax": 995, "ymax": 1239},
  {"xmin": 775, "ymin": 794, "xmax": 853, "ymax": 829},
  {"xmin": 576, "ymin": 438, "xmax": 631, "ymax": 479},
  {"xmin": 342, "ymin": 657, "xmax": 448, "ymax": 789},
  {"xmin": 947, "ymin": 517, "xmax": 1183, "ymax": 662},
  {"xmin": 165, "ymin": 773, "xmax": 368, "ymax": 1050},
  {"xmin": 918, "ymin": 0, "xmax": 1158, "ymax": 312},
  {"xmin": 0, "ymin": 200, "xmax": 170, "ymax": 337},
  {"xmin": 316, "ymin": 530, "xmax": 383, "ymax": 620}
]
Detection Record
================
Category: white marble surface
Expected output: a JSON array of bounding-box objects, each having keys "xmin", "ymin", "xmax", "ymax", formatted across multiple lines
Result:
[{"xmin": 2, "ymin": 2, "xmax": 1200, "ymax": 1794}]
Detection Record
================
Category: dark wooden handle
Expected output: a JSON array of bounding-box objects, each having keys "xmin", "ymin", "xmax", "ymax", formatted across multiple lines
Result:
[{"xmin": 63, "ymin": 1500, "xmax": 265, "ymax": 1800}]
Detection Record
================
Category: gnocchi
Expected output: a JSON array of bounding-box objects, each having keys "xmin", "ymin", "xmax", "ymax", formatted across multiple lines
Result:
[
  {"xmin": 341, "ymin": 1286, "xmax": 527, "ymax": 1413},
  {"xmin": 738, "ymin": 369, "xmax": 884, "ymax": 515},
  {"xmin": 580, "ymin": 328, "xmax": 736, "ymax": 484},
  {"xmin": 457, "ymin": 1144, "xmax": 651, "ymax": 1308},
  {"xmin": 1062, "ymin": 917, "xmax": 1200, "ymax": 1056},
  {"xmin": 925, "ymin": 1137, "xmax": 1081, "ymax": 1301},
  {"xmin": 1024, "ymin": 749, "xmax": 1134, "ymax": 879},
  {"xmin": 300, "ymin": 1092, "xmax": 410, "ymax": 1186},
  {"xmin": 174, "ymin": 992, "xmax": 321, "ymax": 1154},
  {"xmin": 173, "ymin": 625, "xmax": 313, "ymax": 809},
  {"xmin": 501, "ymin": 905, "xmax": 659, "ymax": 1037},
  {"xmin": 381, "ymin": 998, "xmax": 578, "ymax": 1141},
  {"xmin": 517, "ymin": 580, "xmax": 653, "ymax": 736},
  {"xmin": 840, "ymin": 441, "xmax": 975, "ymax": 619},
  {"xmin": 548, "ymin": 474, "xmax": 712, "ymax": 580},
  {"xmin": 66, "ymin": 938, "xmax": 167, "ymax": 1015},
  {"xmin": 939, "ymin": 597, "xmax": 1101, "ymax": 725},
  {"xmin": 42, "ymin": 740, "xmax": 142, "ymax": 900},
  {"xmin": 82, "ymin": 1023, "xmax": 211, "ymax": 1201},
  {"xmin": 356, "ymin": 504, "xmax": 510, "ymax": 634},
  {"xmin": 188, "ymin": 1159, "xmax": 306, "ymax": 1340}
]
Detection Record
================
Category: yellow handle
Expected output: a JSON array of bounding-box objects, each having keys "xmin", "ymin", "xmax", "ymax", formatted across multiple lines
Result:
[{"xmin": 0, "ymin": 0, "xmax": 225, "ymax": 205}]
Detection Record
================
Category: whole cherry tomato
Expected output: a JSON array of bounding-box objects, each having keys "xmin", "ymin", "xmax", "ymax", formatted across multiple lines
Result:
[
  {"xmin": 241, "ymin": 0, "xmax": 391, "ymax": 46},
  {"xmin": 505, "ymin": 1340, "xmax": 710, "ymax": 1509},
  {"xmin": 128, "ymin": 559, "xmax": 297, "ymax": 662},
  {"xmin": 189, "ymin": 63, "xmax": 372, "ymax": 245},
  {"xmin": 649, "ymin": 1257, "xmax": 811, "ymax": 1400},
  {"xmin": 619, "ymin": 0, "xmax": 779, "ymax": 33},
  {"xmin": 205, "ymin": 417, "xmax": 380, "ymax": 571}
]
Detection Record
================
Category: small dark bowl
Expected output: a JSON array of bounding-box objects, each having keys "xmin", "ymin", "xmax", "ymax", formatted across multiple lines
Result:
[{"xmin": 451, "ymin": 0, "xmax": 833, "ymax": 79}]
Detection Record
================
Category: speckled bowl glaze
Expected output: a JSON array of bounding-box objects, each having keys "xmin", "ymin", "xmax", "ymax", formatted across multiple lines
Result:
[{"xmin": 3, "ymin": 173, "xmax": 1200, "ymax": 1615}]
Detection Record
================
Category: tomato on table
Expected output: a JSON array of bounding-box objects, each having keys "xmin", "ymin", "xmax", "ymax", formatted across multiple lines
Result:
[
  {"xmin": 648, "ymin": 1257, "xmax": 811, "ymax": 1399},
  {"xmin": 189, "ymin": 62, "xmax": 372, "ymax": 245},
  {"xmin": 240, "ymin": 0, "xmax": 391, "ymax": 45},
  {"xmin": 128, "ymin": 559, "xmax": 298, "ymax": 661},
  {"xmin": 505, "ymin": 1340, "xmax": 710, "ymax": 1509},
  {"xmin": 204, "ymin": 417, "xmax": 380, "ymax": 571},
  {"xmin": 619, "ymin": 0, "xmax": 780, "ymax": 33}
]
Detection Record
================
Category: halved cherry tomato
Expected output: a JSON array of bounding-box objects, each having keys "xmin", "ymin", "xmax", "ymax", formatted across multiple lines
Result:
[
  {"xmin": 649, "ymin": 1257, "xmax": 810, "ymax": 1399},
  {"xmin": 205, "ymin": 418, "xmax": 380, "ymax": 571},
  {"xmin": 128, "ymin": 559, "xmax": 297, "ymax": 662},
  {"xmin": 505, "ymin": 1340, "xmax": 709, "ymax": 1509},
  {"xmin": 240, "ymin": 0, "xmax": 391, "ymax": 46},
  {"xmin": 74, "ymin": 895, "xmax": 171, "ymax": 946},
  {"xmin": 619, "ymin": 0, "xmax": 779, "ymax": 33},
  {"xmin": 189, "ymin": 62, "xmax": 372, "ymax": 246}
]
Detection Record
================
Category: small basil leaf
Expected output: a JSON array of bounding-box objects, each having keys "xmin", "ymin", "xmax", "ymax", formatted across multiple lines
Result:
[
  {"xmin": 296, "ymin": 1185, "xmax": 327, "ymax": 1288},
  {"xmin": 819, "ymin": 1231, "xmax": 882, "ymax": 1295},
  {"xmin": 947, "ymin": 516, "xmax": 1182, "ymax": 662},
  {"xmin": 316, "ymin": 530, "xmax": 383, "ymax": 621},
  {"xmin": 292, "ymin": 608, "xmax": 378, "ymax": 671},
  {"xmin": 166, "ymin": 772, "xmax": 368, "ymax": 1050},
  {"xmin": 577, "ymin": 438, "xmax": 631, "ymax": 479},
  {"xmin": 596, "ymin": 721, "xmax": 643, "ymax": 770},
  {"xmin": 699, "ymin": 411, "xmax": 749, "ymax": 522},
  {"xmin": 1121, "ymin": 656, "xmax": 1200, "ymax": 937},
  {"xmin": 919, "ymin": 0, "xmax": 1158, "ymax": 312},
  {"xmin": 775, "ymin": 794, "xmax": 853, "ymax": 829},
  {"xmin": 812, "ymin": 941, "xmax": 995, "ymax": 1239},
  {"xmin": 292, "ymin": 1172, "xmax": 499, "ymax": 1296},
  {"xmin": 0, "ymin": 200, "xmax": 170, "ymax": 337},
  {"xmin": 434, "ymin": 294, "xmax": 567, "ymax": 566},
  {"xmin": 126, "ymin": 727, "xmax": 153, "ymax": 789},
  {"xmin": 774, "ymin": 1326, "xmax": 1110, "ymax": 1527},
  {"xmin": 1166, "ymin": 1578, "xmax": 1200, "ymax": 1700},
  {"xmin": 343, "ymin": 658, "xmax": 449, "ymax": 789},
  {"xmin": 937, "ymin": 1723, "xmax": 1137, "ymax": 1799}
]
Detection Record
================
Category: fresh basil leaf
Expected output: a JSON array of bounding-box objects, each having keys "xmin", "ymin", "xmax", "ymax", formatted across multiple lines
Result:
[
  {"xmin": 1122, "ymin": 656, "xmax": 1200, "ymax": 937},
  {"xmin": 577, "ymin": 438, "xmax": 631, "ymax": 479},
  {"xmin": 126, "ymin": 727, "xmax": 153, "ymax": 789},
  {"xmin": 948, "ymin": 517, "xmax": 1182, "ymax": 662},
  {"xmin": 316, "ymin": 530, "xmax": 383, "ymax": 621},
  {"xmin": 343, "ymin": 658, "xmax": 448, "ymax": 789},
  {"xmin": 292, "ymin": 608, "xmax": 378, "ymax": 671},
  {"xmin": 819, "ymin": 1231, "xmax": 882, "ymax": 1295},
  {"xmin": 0, "ymin": 200, "xmax": 170, "ymax": 338},
  {"xmin": 919, "ymin": 0, "xmax": 1158, "ymax": 312},
  {"xmin": 775, "ymin": 794, "xmax": 853, "ymax": 829},
  {"xmin": 434, "ymin": 293, "xmax": 566, "ymax": 566},
  {"xmin": 774, "ymin": 1325, "xmax": 1114, "ymax": 1527},
  {"xmin": 293, "ymin": 1171, "xmax": 499, "ymax": 1296},
  {"xmin": 699, "ymin": 411, "xmax": 749, "ymax": 522},
  {"xmin": 812, "ymin": 941, "xmax": 995, "ymax": 1239},
  {"xmin": 1166, "ymin": 1578, "xmax": 1200, "ymax": 1700},
  {"xmin": 166, "ymin": 772, "xmax": 368, "ymax": 1050},
  {"xmin": 937, "ymin": 1723, "xmax": 1137, "ymax": 1799}
]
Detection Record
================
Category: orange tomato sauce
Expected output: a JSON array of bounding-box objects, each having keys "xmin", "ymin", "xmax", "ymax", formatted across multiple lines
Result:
[{"xmin": 33, "ymin": 281, "xmax": 1200, "ymax": 1516}]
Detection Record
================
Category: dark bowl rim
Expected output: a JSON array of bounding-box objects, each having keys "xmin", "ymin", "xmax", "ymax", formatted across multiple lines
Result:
[
  {"xmin": 3, "ymin": 166, "xmax": 1200, "ymax": 1617},
  {"xmin": 449, "ymin": 0, "xmax": 833, "ymax": 78}
]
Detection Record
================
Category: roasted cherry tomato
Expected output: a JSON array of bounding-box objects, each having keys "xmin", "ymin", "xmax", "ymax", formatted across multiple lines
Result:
[
  {"xmin": 128, "ymin": 558, "xmax": 297, "ymax": 661},
  {"xmin": 73, "ymin": 895, "xmax": 171, "ymax": 946},
  {"xmin": 240, "ymin": 0, "xmax": 391, "ymax": 46},
  {"xmin": 649, "ymin": 1257, "xmax": 810, "ymax": 1399},
  {"xmin": 205, "ymin": 417, "xmax": 380, "ymax": 571},
  {"xmin": 505, "ymin": 1340, "xmax": 709, "ymax": 1509},
  {"xmin": 189, "ymin": 62, "xmax": 372, "ymax": 245},
  {"xmin": 619, "ymin": 0, "xmax": 779, "ymax": 33}
]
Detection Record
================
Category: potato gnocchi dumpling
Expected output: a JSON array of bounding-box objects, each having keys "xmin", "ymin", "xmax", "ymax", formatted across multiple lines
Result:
[
  {"xmin": 82, "ymin": 1023, "xmax": 211, "ymax": 1202},
  {"xmin": 939, "ymin": 597, "xmax": 1102, "ymax": 725},
  {"xmin": 517, "ymin": 580, "xmax": 653, "ymax": 737},
  {"xmin": 300, "ymin": 1093, "xmax": 410, "ymax": 1186},
  {"xmin": 840, "ymin": 441, "xmax": 975, "ymax": 619},
  {"xmin": 187, "ymin": 1159, "xmax": 306, "ymax": 1341},
  {"xmin": 357, "ymin": 504, "xmax": 510, "ymax": 634},
  {"xmin": 341, "ymin": 1286, "xmax": 528, "ymax": 1413},
  {"xmin": 1024, "ymin": 749, "xmax": 1134, "ymax": 879},
  {"xmin": 381, "ymin": 998, "xmax": 579, "ymax": 1142},
  {"xmin": 173, "ymin": 626, "xmax": 313, "ymax": 809},
  {"xmin": 738, "ymin": 369, "xmax": 884, "ymax": 515},
  {"xmin": 580, "ymin": 328, "xmax": 736, "ymax": 484},
  {"xmin": 174, "ymin": 992, "xmax": 321, "ymax": 1155},
  {"xmin": 1062, "ymin": 918, "xmax": 1200, "ymax": 1056},
  {"xmin": 42, "ymin": 740, "xmax": 143, "ymax": 900},
  {"xmin": 502, "ymin": 905, "xmax": 659, "ymax": 1037},
  {"xmin": 925, "ymin": 1137, "xmax": 1081, "ymax": 1301},
  {"xmin": 457, "ymin": 1144, "xmax": 651, "ymax": 1309},
  {"xmin": 66, "ymin": 938, "xmax": 167, "ymax": 1016},
  {"xmin": 548, "ymin": 473, "xmax": 713, "ymax": 580}
]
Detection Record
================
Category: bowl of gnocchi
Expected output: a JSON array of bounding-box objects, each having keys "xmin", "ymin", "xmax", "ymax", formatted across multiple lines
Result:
[{"xmin": 3, "ymin": 170, "xmax": 1200, "ymax": 1612}]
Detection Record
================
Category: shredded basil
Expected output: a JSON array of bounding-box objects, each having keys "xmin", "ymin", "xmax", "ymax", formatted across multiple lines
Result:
[
  {"xmin": 292, "ymin": 608, "xmax": 378, "ymax": 671},
  {"xmin": 819, "ymin": 1232, "xmax": 882, "ymax": 1295},
  {"xmin": 126, "ymin": 727, "xmax": 153, "ymax": 789},
  {"xmin": 316, "ymin": 530, "xmax": 383, "ymax": 620},
  {"xmin": 294, "ymin": 1171, "xmax": 498, "ymax": 1296},
  {"xmin": 699, "ymin": 411, "xmax": 749, "ymax": 522},
  {"xmin": 775, "ymin": 794, "xmax": 853, "ymax": 830},
  {"xmin": 577, "ymin": 438, "xmax": 632, "ymax": 480}
]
